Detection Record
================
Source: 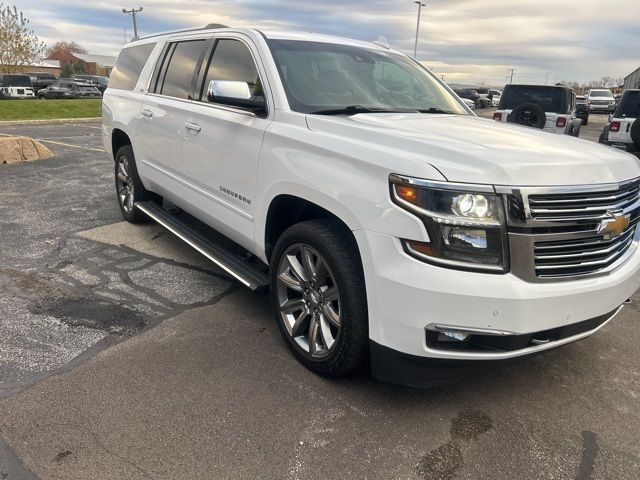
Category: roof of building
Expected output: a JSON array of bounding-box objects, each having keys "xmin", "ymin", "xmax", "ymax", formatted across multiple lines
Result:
[
  {"xmin": 624, "ymin": 66, "xmax": 640, "ymax": 79},
  {"xmin": 74, "ymin": 53, "xmax": 117, "ymax": 67}
]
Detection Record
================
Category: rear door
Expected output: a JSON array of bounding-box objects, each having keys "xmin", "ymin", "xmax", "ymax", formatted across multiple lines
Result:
[
  {"xmin": 181, "ymin": 36, "xmax": 272, "ymax": 250},
  {"xmin": 137, "ymin": 38, "xmax": 209, "ymax": 203}
]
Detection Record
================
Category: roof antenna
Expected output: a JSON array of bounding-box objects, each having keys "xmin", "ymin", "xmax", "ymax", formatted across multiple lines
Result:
[
  {"xmin": 204, "ymin": 23, "xmax": 229, "ymax": 29},
  {"xmin": 372, "ymin": 36, "xmax": 390, "ymax": 49}
]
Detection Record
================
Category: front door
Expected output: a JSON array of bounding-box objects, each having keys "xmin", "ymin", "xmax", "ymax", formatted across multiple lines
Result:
[{"xmin": 181, "ymin": 37, "xmax": 272, "ymax": 251}]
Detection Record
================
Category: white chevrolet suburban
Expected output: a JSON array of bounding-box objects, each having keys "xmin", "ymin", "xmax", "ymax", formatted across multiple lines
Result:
[{"xmin": 103, "ymin": 25, "xmax": 640, "ymax": 386}]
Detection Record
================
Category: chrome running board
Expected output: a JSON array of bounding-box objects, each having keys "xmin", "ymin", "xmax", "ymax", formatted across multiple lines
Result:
[{"xmin": 136, "ymin": 201, "xmax": 269, "ymax": 292}]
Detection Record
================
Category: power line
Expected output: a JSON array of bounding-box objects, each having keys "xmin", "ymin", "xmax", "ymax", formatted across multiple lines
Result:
[{"xmin": 122, "ymin": 7, "xmax": 143, "ymax": 40}]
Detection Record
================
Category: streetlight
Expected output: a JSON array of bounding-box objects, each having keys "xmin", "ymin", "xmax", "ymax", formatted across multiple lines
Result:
[
  {"xmin": 122, "ymin": 7, "xmax": 143, "ymax": 39},
  {"xmin": 413, "ymin": 1, "xmax": 426, "ymax": 59}
]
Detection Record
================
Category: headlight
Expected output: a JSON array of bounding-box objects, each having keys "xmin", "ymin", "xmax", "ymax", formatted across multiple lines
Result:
[{"xmin": 390, "ymin": 174, "xmax": 508, "ymax": 272}]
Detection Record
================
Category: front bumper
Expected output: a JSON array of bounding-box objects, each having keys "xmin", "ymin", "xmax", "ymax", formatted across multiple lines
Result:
[
  {"xmin": 371, "ymin": 307, "xmax": 623, "ymax": 387},
  {"xmin": 355, "ymin": 229, "xmax": 640, "ymax": 365}
]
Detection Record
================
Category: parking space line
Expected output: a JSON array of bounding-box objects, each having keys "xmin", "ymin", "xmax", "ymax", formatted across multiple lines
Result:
[
  {"xmin": 0, "ymin": 133, "xmax": 105, "ymax": 153},
  {"xmin": 37, "ymin": 139, "xmax": 106, "ymax": 153}
]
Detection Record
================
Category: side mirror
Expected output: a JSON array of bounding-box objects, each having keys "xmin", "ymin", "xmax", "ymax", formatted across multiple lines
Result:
[{"xmin": 206, "ymin": 80, "xmax": 266, "ymax": 114}]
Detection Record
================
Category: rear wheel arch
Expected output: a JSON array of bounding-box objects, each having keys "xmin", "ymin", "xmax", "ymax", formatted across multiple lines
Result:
[{"xmin": 111, "ymin": 129, "xmax": 132, "ymax": 162}]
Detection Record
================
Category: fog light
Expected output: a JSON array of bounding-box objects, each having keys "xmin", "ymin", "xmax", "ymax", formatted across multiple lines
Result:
[{"xmin": 438, "ymin": 331, "xmax": 470, "ymax": 342}]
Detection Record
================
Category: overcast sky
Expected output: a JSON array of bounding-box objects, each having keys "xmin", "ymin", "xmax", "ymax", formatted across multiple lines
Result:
[{"xmin": 14, "ymin": 0, "xmax": 640, "ymax": 86}]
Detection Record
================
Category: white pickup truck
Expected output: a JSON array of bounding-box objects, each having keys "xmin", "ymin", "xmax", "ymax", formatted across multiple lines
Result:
[{"xmin": 103, "ymin": 25, "xmax": 640, "ymax": 386}]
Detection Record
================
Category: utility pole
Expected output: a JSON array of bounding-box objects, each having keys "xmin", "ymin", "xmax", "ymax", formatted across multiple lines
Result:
[
  {"xmin": 122, "ymin": 7, "xmax": 143, "ymax": 39},
  {"xmin": 413, "ymin": 1, "xmax": 426, "ymax": 59},
  {"xmin": 506, "ymin": 67, "xmax": 517, "ymax": 84}
]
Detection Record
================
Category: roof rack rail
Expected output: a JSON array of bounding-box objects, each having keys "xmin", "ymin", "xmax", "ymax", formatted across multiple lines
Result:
[{"xmin": 136, "ymin": 24, "xmax": 229, "ymax": 41}]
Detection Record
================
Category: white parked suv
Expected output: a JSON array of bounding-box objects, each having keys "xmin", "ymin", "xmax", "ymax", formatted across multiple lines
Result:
[
  {"xmin": 599, "ymin": 89, "xmax": 639, "ymax": 156},
  {"xmin": 586, "ymin": 88, "xmax": 616, "ymax": 113},
  {"xmin": 0, "ymin": 74, "xmax": 35, "ymax": 99},
  {"xmin": 493, "ymin": 84, "xmax": 583, "ymax": 136},
  {"xmin": 103, "ymin": 25, "xmax": 640, "ymax": 386}
]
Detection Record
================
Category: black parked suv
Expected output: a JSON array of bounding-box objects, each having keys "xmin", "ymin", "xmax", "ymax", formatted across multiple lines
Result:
[
  {"xmin": 72, "ymin": 75, "xmax": 109, "ymax": 94},
  {"xmin": 25, "ymin": 72, "xmax": 57, "ymax": 92},
  {"xmin": 38, "ymin": 80, "xmax": 102, "ymax": 99},
  {"xmin": 576, "ymin": 95, "xmax": 590, "ymax": 126},
  {"xmin": 453, "ymin": 88, "xmax": 484, "ymax": 108}
]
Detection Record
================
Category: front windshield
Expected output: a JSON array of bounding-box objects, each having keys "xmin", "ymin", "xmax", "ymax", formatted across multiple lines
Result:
[
  {"xmin": 267, "ymin": 40, "xmax": 468, "ymax": 115},
  {"xmin": 591, "ymin": 90, "xmax": 613, "ymax": 97}
]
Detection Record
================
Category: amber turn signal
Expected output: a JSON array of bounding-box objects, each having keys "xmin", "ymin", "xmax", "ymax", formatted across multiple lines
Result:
[
  {"xmin": 395, "ymin": 185, "xmax": 419, "ymax": 205},
  {"xmin": 406, "ymin": 241, "xmax": 435, "ymax": 257}
]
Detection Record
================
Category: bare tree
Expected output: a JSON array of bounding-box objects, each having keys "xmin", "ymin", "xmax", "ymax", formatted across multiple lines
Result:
[
  {"xmin": 0, "ymin": 3, "xmax": 45, "ymax": 73},
  {"xmin": 46, "ymin": 41, "xmax": 87, "ymax": 59}
]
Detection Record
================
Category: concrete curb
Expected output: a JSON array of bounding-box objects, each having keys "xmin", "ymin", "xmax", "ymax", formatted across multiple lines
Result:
[{"xmin": 0, "ymin": 117, "xmax": 101, "ymax": 127}]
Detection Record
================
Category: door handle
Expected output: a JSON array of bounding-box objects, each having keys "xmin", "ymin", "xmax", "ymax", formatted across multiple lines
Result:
[
  {"xmin": 141, "ymin": 109, "xmax": 153, "ymax": 118},
  {"xmin": 184, "ymin": 122, "xmax": 202, "ymax": 133}
]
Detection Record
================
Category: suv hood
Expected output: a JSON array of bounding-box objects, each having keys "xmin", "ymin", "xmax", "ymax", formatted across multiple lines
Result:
[{"xmin": 306, "ymin": 113, "xmax": 640, "ymax": 186}]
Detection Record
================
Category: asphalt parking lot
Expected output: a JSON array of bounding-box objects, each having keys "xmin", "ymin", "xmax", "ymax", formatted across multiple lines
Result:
[{"xmin": 0, "ymin": 119, "xmax": 639, "ymax": 480}]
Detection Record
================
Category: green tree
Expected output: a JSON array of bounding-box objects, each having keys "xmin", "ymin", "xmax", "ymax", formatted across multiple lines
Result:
[
  {"xmin": 60, "ymin": 63, "xmax": 74, "ymax": 79},
  {"xmin": 72, "ymin": 60, "xmax": 87, "ymax": 74},
  {"xmin": 0, "ymin": 3, "xmax": 45, "ymax": 73}
]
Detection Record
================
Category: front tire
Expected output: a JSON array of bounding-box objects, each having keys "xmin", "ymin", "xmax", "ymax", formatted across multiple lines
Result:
[
  {"xmin": 114, "ymin": 145, "xmax": 152, "ymax": 223},
  {"xmin": 270, "ymin": 219, "xmax": 368, "ymax": 377}
]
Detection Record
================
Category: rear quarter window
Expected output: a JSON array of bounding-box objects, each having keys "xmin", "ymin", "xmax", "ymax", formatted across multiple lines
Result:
[{"xmin": 109, "ymin": 43, "xmax": 156, "ymax": 91}]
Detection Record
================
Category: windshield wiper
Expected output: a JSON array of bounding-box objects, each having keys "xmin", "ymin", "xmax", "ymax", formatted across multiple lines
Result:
[
  {"xmin": 418, "ymin": 107, "xmax": 455, "ymax": 114},
  {"xmin": 310, "ymin": 105, "xmax": 401, "ymax": 115}
]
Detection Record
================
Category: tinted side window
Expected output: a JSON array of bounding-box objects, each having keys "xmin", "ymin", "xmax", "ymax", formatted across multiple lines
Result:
[
  {"xmin": 109, "ymin": 43, "xmax": 156, "ymax": 91},
  {"xmin": 160, "ymin": 40, "xmax": 206, "ymax": 99},
  {"xmin": 201, "ymin": 39, "xmax": 262, "ymax": 100}
]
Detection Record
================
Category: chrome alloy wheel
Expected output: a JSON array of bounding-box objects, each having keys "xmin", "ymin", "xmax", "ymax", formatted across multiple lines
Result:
[
  {"xmin": 276, "ymin": 243, "xmax": 341, "ymax": 359},
  {"xmin": 116, "ymin": 155, "xmax": 135, "ymax": 214}
]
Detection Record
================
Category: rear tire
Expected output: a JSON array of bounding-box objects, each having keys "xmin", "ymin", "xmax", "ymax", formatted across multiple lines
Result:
[
  {"xmin": 598, "ymin": 125, "xmax": 610, "ymax": 144},
  {"xmin": 114, "ymin": 145, "xmax": 153, "ymax": 223},
  {"xmin": 270, "ymin": 219, "xmax": 369, "ymax": 377},
  {"xmin": 571, "ymin": 123, "xmax": 581, "ymax": 137}
]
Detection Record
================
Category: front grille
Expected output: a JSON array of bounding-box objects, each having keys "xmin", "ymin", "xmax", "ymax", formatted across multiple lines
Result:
[
  {"xmin": 534, "ymin": 224, "xmax": 637, "ymax": 277},
  {"xmin": 528, "ymin": 180, "xmax": 640, "ymax": 220},
  {"xmin": 504, "ymin": 179, "xmax": 640, "ymax": 281}
]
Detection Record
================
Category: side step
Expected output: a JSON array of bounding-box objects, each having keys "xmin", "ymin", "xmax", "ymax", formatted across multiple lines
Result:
[{"xmin": 135, "ymin": 201, "xmax": 270, "ymax": 292}]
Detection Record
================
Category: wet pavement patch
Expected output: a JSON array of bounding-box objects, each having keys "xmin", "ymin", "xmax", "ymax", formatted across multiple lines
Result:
[
  {"xmin": 450, "ymin": 409, "xmax": 493, "ymax": 441},
  {"xmin": 416, "ymin": 441, "xmax": 463, "ymax": 480},
  {"xmin": 28, "ymin": 296, "xmax": 145, "ymax": 336}
]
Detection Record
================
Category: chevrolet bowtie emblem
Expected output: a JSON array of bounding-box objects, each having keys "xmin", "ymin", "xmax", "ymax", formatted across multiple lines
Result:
[{"xmin": 597, "ymin": 211, "xmax": 630, "ymax": 240}]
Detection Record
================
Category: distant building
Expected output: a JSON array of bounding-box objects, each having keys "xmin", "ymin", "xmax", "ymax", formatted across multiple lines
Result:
[
  {"xmin": 0, "ymin": 59, "xmax": 61, "ymax": 76},
  {"xmin": 46, "ymin": 51, "xmax": 117, "ymax": 77},
  {"xmin": 624, "ymin": 67, "xmax": 640, "ymax": 90}
]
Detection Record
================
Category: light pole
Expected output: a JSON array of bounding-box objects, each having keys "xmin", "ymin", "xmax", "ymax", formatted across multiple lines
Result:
[
  {"xmin": 122, "ymin": 7, "xmax": 143, "ymax": 39},
  {"xmin": 413, "ymin": 1, "xmax": 426, "ymax": 59}
]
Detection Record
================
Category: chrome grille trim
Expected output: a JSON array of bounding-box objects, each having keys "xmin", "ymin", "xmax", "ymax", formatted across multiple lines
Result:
[{"xmin": 499, "ymin": 178, "xmax": 640, "ymax": 282}]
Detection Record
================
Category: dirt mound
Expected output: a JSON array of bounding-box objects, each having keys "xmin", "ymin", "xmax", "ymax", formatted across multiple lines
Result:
[{"xmin": 0, "ymin": 136, "xmax": 53, "ymax": 164}]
